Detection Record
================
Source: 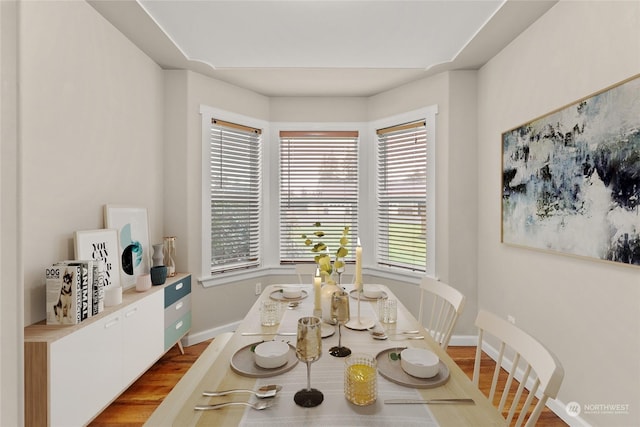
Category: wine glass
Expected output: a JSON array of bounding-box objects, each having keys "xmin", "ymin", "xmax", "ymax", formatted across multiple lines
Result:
[
  {"xmin": 294, "ymin": 316, "xmax": 324, "ymax": 407},
  {"xmin": 329, "ymin": 290, "xmax": 351, "ymax": 357},
  {"xmin": 335, "ymin": 256, "xmax": 345, "ymax": 285}
]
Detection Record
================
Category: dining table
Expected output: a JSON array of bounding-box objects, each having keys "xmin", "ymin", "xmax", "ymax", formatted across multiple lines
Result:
[{"xmin": 145, "ymin": 283, "xmax": 505, "ymax": 426}]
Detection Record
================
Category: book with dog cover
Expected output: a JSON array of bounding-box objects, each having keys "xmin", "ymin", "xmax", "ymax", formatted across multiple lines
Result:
[
  {"xmin": 46, "ymin": 264, "xmax": 81, "ymax": 325},
  {"xmin": 57, "ymin": 260, "xmax": 96, "ymax": 320}
]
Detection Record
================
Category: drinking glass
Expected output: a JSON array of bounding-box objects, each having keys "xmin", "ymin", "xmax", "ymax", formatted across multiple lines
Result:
[
  {"xmin": 344, "ymin": 353, "xmax": 377, "ymax": 406},
  {"xmin": 329, "ymin": 290, "xmax": 351, "ymax": 357},
  {"xmin": 294, "ymin": 316, "xmax": 324, "ymax": 407},
  {"xmin": 260, "ymin": 300, "xmax": 281, "ymax": 326},
  {"xmin": 377, "ymin": 298, "xmax": 397, "ymax": 323}
]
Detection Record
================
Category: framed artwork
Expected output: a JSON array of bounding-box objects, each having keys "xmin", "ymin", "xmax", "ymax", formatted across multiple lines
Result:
[
  {"xmin": 74, "ymin": 229, "xmax": 121, "ymax": 289},
  {"xmin": 104, "ymin": 205, "xmax": 151, "ymax": 288},
  {"xmin": 502, "ymin": 74, "xmax": 640, "ymax": 267}
]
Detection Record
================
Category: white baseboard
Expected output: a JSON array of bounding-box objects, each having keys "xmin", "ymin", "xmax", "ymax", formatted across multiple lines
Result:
[
  {"xmin": 447, "ymin": 334, "xmax": 477, "ymax": 347},
  {"xmin": 480, "ymin": 340, "xmax": 591, "ymax": 427},
  {"xmin": 181, "ymin": 321, "xmax": 240, "ymax": 347}
]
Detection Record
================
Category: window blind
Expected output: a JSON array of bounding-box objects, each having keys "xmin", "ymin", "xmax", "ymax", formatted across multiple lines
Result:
[
  {"xmin": 279, "ymin": 130, "xmax": 359, "ymax": 262},
  {"xmin": 209, "ymin": 118, "xmax": 262, "ymax": 273},
  {"xmin": 376, "ymin": 120, "xmax": 427, "ymax": 271}
]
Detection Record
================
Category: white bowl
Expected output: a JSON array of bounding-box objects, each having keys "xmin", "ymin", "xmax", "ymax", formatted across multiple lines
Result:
[
  {"xmin": 282, "ymin": 286, "xmax": 302, "ymax": 299},
  {"xmin": 363, "ymin": 285, "xmax": 383, "ymax": 299},
  {"xmin": 400, "ymin": 348, "xmax": 440, "ymax": 378},
  {"xmin": 254, "ymin": 341, "xmax": 289, "ymax": 369}
]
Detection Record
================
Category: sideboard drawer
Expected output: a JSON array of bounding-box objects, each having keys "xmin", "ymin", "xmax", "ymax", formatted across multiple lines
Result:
[
  {"xmin": 165, "ymin": 313, "xmax": 191, "ymax": 351},
  {"xmin": 164, "ymin": 294, "xmax": 191, "ymax": 328},
  {"xmin": 164, "ymin": 275, "xmax": 191, "ymax": 308}
]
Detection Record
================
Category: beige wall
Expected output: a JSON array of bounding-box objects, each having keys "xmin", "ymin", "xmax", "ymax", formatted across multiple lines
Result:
[
  {"xmin": 1, "ymin": 0, "xmax": 22, "ymax": 423},
  {"xmin": 20, "ymin": 0, "xmax": 165, "ymax": 324},
  {"xmin": 477, "ymin": 1, "xmax": 640, "ymax": 424}
]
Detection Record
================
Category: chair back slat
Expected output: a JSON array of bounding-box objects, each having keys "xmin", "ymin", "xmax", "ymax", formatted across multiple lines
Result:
[
  {"xmin": 295, "ymin": 264, "xmax": 316, "ymax": 285},
  {"xmin": 473, "ymin": 310, "xmax": 564, "ymax": 426},
  {"xmin": 418, "ymin": 277, "xmax": 465, "ymax": 349}
]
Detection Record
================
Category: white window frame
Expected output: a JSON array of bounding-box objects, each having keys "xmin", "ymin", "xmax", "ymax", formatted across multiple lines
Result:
[
  {"xmin": 369, "ymin": 106, "xmax": 437, "ymax": 278},
  {"xmin": 270, "ymin": 122, "xmax": 367, "ymax": 267},
  {"xmin": 200, "ymin": 105, "xmax": 269, "ymax": 286}
]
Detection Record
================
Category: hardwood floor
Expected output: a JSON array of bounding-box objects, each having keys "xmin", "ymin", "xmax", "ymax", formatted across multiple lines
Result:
[{"xmin": 90, "ymin": 343, "xmax": 567, "ymax": 426}]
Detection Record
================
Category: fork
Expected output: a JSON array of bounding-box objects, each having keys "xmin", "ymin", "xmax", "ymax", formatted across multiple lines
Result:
[{"xmin": 195, "ymin": 400, "xmax": 274, "ymax": 411}]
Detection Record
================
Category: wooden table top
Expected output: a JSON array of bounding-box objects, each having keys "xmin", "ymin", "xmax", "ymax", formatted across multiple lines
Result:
[{"xmin": 146, "ymin": 284, "xmax": 505, "ymax": 426}]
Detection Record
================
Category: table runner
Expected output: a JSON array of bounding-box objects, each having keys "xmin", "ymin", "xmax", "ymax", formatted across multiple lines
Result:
[{"xmin": 240, "ymin": 286, "xmax": 438, "ymax": 426}]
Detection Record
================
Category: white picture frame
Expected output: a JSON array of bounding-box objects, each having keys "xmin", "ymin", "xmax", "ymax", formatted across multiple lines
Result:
[
  {"xmin": 74, "ymin": 228, "xmax": 121, "ymax": 290},
  {"xmin": 104, "ymin": 205, "xmax": 151, "ymax": 289}
]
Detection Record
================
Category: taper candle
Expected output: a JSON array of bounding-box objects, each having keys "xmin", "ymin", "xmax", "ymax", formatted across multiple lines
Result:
[
  {"xmin": 354, "ymin": 238, "xmax": 362, "ymax": 291},
  {"xmin": 313, "ymin": 267, "xmax": 322, "ymax": 311}
]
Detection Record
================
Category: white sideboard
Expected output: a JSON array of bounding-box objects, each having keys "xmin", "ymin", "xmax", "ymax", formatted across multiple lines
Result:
[{"xmin": 24, "ymin": 273, "xmax": 191, "ymax": 427}]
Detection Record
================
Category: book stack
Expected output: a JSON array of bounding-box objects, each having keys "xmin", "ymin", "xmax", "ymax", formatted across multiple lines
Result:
[{"xmin": 46, "ymin": 260, "xmax": 105, "ymax": 325}]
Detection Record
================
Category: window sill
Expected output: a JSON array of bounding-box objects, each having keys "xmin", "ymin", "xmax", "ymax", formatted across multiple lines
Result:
[{"xmin": 198, "ymin": 265, "xmax": 423, "ymax": 288}]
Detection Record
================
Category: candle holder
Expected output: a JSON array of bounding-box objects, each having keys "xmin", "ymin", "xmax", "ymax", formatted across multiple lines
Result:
[
  {"xmin": 163, "ymin": 236, "xmax": 176, "ymax": 277},
  {"xmin": 345, "ymin": 288, "xmax": 375, "ymax": 330}
]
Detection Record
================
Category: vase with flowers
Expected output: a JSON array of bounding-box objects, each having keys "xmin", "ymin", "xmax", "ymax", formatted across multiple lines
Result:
[{"xmin": 301, "ymin": 223, "xmax": 349, "ymax": 323}]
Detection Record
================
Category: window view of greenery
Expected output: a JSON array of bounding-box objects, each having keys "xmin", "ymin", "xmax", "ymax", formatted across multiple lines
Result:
[
  {"xmin": 279, "ymin": 131, "xmax": 359, "ymax": 263},
  {"xmin": 209, "ymin": 119, "xmax": 262, "ymax": 273},
  {"xmin": 377, "ymin": 121, "xmax": 428, "ymax": 271}
]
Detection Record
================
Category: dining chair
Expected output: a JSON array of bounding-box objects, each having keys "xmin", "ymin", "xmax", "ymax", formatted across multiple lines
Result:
[
  {"xmin": 296, "ymin": 263, "xmax": 354, "ymax": 286},
  {"xmin": 417, "ymin": 276, "xmax": 465, "ymax": 349},
  {"xmin": 295, "ymin": 264, "xmax": 317, "ymax": 285},
  {"xmin": 472, "ymin": 310, "xmax": 564, "ymax": 427}
]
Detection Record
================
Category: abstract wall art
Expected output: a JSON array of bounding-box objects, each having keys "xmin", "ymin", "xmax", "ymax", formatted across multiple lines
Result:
[
  {"xmin": 502, "ymin": 74, "xmax": 640, "ymax": 267},
  {"xmin": 104, "ymin": 205, "xmax": 151, "ymax": 288}
]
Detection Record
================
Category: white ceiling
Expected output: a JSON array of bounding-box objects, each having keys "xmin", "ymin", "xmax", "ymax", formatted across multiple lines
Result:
[{"xmin": 89, "ymin": 0, "xmax": 556, "ymax": 97}]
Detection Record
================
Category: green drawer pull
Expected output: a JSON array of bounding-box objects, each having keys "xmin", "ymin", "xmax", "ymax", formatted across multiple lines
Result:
[
  {"xmin": 176, "ymin": 320, "xmax": 183, "ymax": 330},
  {"xmin": 175, "ymin": 283, "xmax": 183, "ymax": 291}
]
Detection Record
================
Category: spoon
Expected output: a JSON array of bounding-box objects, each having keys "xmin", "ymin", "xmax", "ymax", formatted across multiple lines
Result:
[
  {"xmin": 195, "ymin": 400, "xmax": 274, "ymax": 411},
  {"xmin": 370, "ymin": 330, "xmax": 388, "ymax": 340},
  {"xmin": 203, "ymin": 384, "xmax": 282, "ymax": 399}
]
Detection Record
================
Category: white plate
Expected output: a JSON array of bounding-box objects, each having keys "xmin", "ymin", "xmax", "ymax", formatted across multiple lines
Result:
[
  {"xmin": 349, "ymin": 289, "xmax": 388, "ymax": 301},
  {"xmin": 270, "ymin": 289, "xmax": 308, "ymax": 302},
  {"xmin": 375, "ymin": 347, "xmax": 449, "ymax": 388},
  {"xmin": 230, "ymin": 341, "xmax": 298, "ymax": 378}
]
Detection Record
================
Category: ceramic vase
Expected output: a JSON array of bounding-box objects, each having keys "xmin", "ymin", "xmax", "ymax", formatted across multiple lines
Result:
[
  {"xmin": 152, "ymin": 243, "xmax": 164, "ymax": 267},
  {"xmin": 321, "ymin": 281, "xmax": 341, "ymax": 324}
]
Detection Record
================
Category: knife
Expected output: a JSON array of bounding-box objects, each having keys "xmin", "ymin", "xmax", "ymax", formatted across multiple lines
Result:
[
  {"xmin": 385, "ymin": 398, "xmax": 475, "ymax": 405},
  {"xmin": 241, "ymin": 332, "xmax": 296, "ymax": 336}
]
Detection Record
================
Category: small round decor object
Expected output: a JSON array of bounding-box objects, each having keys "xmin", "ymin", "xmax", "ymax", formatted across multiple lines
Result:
[
  {"xmin": 363, "ymin": 285, "xmax": 384, "ymax": 299},
  {"xmin": 254, "ymin": 341, "xmax": 289, "ymax": 369},
  {"xmin": 135, "ymin": 274, "xmax": 152, "ymax": 292},
  {"xmin": 282, "ymin": 286, "xmax": 302, "ymax": 299},
  {"xmin": 400, "ymin": 348, "xmax": 440, "ymax": 379},
  {"xmin": 150, "ymin": 265, "xmax": 168, "ymax": 286}
]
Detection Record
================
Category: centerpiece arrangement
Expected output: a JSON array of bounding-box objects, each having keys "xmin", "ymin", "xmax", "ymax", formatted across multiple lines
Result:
[
  {"xmin": 301, "ymin": 222, "xmax": 349, "ymax": 286},
  {"xmin": 301, "ymin": 223, "xmax": 349, "ymax": 324}
]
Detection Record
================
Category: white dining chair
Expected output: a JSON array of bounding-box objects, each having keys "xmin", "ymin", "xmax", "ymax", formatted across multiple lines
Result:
[
  {"xmin": 417, "ymin": 276, "xmax": 465, "ymax": 349},
  {"xmin": 472, "ymin": 310, "xmax": 564, "ymax": 427},
  {"xmin": 295, "ymin": 264, "xmax": 317, "ymax": 285}
]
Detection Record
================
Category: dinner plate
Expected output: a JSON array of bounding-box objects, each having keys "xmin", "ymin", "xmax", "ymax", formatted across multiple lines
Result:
[
  {"xmin": 349, "ymin": 289, "xmax": 388, "ymax": 301},
  {"xmin": 270, "ymin": 289, "xmax": 309, "ymax": 302},
  {"xmin": 230, "ymin": 341, "xmax": 298, "ymax": 378},
  {"xmin": 375, "ymin": 347, "xmax": 449, "ymax": 388}
]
